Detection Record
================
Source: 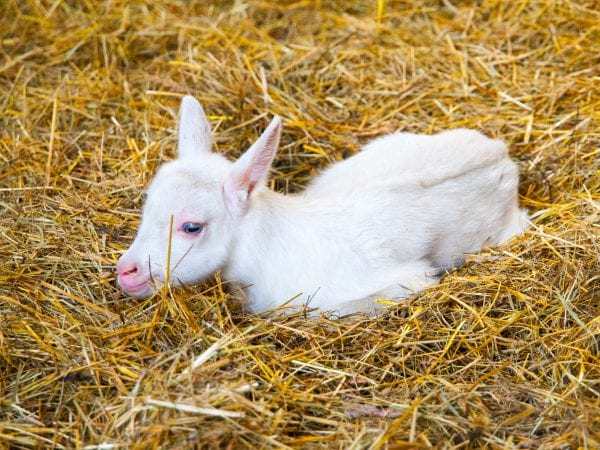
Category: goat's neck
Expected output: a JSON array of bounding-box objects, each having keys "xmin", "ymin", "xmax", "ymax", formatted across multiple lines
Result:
[{"xmin": 224, "ymin": 188, "xmax": 315, "ymax": 282}]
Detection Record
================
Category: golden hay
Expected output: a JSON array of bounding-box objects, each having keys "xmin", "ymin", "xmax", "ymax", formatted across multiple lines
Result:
[{"xmin": 1, "ymin": 0, "xmax": 599, "ymax": 448}]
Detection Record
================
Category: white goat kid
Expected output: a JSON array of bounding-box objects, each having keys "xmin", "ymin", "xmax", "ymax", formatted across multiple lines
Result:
[{"xmin": 117, "ymin": 95, "xmax": 528, "ymax": 315}]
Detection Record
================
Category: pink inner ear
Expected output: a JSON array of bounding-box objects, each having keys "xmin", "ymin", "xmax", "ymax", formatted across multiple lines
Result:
[
  {"xmin": 244, "ymin": 151, "xmax": 272, "ymax": 192},
  {"xmin": 235, "ymin": 168, "xmax": 252, "ymax": 190},
  {"xmin": 223, "ymin": 116, "xmax": 282, "ymax": 214},
  {"xmin": 226, "ymin": 116, "xmax": 282, "ymax": 204}
]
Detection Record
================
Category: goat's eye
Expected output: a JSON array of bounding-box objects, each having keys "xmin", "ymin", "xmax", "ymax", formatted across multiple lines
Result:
[{"xmin": 181, "ymin": 222, "xmax": 203, "ymax": 235}]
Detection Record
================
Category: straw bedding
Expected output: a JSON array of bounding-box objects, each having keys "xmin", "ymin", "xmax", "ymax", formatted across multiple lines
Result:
[{"xmin": 1, "ymin": 0, "xmax": 599, "ymax": 448}]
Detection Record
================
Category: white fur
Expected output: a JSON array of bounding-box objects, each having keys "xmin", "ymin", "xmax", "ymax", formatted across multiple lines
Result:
[{"xmin": 117, "ymin": 95, "xmax": 528, "ymax": 315}]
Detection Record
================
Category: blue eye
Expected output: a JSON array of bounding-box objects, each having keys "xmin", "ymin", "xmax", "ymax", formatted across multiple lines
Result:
[{"xmin": 182, "ymin": 223, "xmax": 203, "ymax": 235}]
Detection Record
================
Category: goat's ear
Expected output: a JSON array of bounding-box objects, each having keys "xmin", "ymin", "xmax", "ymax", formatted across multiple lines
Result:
[
  {"xmin": 224, "ymin": 116, "xmax": 282, "ymax": 212},
  {"xmin": 177, "ymin": 95, "xmax": 212, "ymax": 159}
]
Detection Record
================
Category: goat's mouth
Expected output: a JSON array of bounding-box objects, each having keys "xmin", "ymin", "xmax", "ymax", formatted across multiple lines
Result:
[{"xmin": 118, "ymin": 277, "xmax": 155, "ymax": 297}]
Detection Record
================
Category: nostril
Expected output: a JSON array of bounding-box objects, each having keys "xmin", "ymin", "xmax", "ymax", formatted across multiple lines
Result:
[
  {"xmin": 118, "ymin": 261, "xmax": 140, "ymax": 278},
  {"xmin": 124, "ymin": 265, "xmax": 138, "ymax": 276}
]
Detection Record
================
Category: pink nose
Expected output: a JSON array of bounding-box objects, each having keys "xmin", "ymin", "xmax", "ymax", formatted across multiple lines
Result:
[
  {"xmin": 116, "ymin": 258, "xmax": 148, "ymax": 292},
  {"xmin": 117, "ymin": 259, "xmax": 139, "ymax": 277}
]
